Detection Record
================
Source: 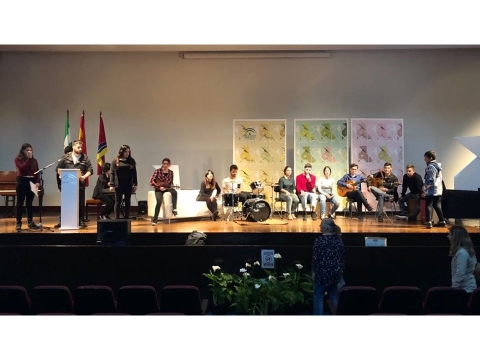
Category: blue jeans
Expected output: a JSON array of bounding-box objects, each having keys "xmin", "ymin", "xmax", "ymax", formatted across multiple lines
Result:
[
  {"xmin": 318, "ymin": 192, "xmax": 340, "ymax": 216},
  {"xmin": 369, "ymin": 186, "xmax": 389, "ymax": 216},
  {"xmin": 398, "ymin": 193, "xmax": 420, "ymax": 218},
  {"xmin": 313, "ymin": 277, "xmax": 345, "ymax": 315}
]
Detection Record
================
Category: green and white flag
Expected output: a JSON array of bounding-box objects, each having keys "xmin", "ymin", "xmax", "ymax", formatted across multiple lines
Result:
[{"xmin": 64, "ymin": 110, "xmax": 72, "ymax": 149}]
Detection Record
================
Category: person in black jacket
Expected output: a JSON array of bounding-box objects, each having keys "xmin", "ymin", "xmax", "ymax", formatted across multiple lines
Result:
[
  {"xmin": 109, "ymin": 145, "xmax": 138, "ymax": 219},
  {"xmin": 92, "ymin": 163, "xmax": 114, "ymax": 220},
  {"xmin": 197, "ymin": 170, "xmax": 221, "ymax": 221},
  {"xmin": 396, "ymin": 164, "xmax": 424, "ymax": 221}
]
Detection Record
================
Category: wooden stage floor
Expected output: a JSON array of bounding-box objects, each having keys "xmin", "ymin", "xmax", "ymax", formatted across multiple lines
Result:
[{"xmin": 1, "ymin": 213, "xmax": 478, "ymax": 236}]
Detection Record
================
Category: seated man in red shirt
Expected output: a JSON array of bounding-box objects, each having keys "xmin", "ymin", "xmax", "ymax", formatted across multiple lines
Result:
[{"xmin": 296, "ymin": 163, "xmax": 318, "ymax": 221}]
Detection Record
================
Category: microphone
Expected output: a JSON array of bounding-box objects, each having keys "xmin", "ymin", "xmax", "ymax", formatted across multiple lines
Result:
[{"xmin": 58, "ymin": 152, "xmax": 72, "ymax": 161}]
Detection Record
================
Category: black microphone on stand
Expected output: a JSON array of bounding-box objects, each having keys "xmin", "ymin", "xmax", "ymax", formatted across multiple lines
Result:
[{"xmin": 57, "ymin": 152, "xmax": 72, "ymax": 162}]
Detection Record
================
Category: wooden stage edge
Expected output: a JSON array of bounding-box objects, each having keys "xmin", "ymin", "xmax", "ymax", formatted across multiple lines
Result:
[{"xmin": 1, "ymin": 213, "xmax": 479, "ymax": 247}]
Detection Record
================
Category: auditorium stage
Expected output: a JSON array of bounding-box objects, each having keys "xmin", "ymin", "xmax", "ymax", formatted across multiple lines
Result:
[{"xmin": 1, "ymin": 213, "xmax": 479, "ymax": 247}]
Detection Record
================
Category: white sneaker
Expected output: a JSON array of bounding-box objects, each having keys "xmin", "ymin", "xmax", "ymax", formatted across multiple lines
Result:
[
  {"xmin": 395, "ymin": 215, "xmax": 408, "ymax": 221},
  {"xmin": 287, "ymin": 214, "xmax": 293, "ymax": 220}
]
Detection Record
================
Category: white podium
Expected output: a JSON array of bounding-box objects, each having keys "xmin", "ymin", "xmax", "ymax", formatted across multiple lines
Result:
[{"xmin": 59, "ymin": 169, "xmax": 80, "ymax": 230}]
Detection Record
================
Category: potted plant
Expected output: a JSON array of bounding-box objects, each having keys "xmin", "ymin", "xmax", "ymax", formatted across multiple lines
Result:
[{"xmin": 203, "ymin": 254, "xmax": 313, "ymax": 315}]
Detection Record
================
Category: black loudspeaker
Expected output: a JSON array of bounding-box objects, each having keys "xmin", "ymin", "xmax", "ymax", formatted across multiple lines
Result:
[
  {"xmin": 138, "ymin": 200, "xmax": 147, "ymax": 215},
  {"xmin": 97, "ymin": 219, "xmax": 131, "ymax": 245}
]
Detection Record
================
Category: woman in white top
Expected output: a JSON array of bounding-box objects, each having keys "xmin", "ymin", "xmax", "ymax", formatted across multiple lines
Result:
[
  {"xmin": 317, "ymin": 166, "xmax": 340, "ymax": 219},
  {"xmin": 448, "ymin": 225, "xmax": 477, "ymax": 293}
]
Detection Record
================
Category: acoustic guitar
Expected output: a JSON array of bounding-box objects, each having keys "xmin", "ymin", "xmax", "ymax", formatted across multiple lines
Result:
[
  {"xmin": 154, "ymin": 179, "xmax": 180, "ymax": 189},
  {"xmin": 369, "ymin": 177, "xmax": 399, "ymax": 189},
  {"xmin": 337, "ymin": 178, "xmax": 366, "ymax": 197}
]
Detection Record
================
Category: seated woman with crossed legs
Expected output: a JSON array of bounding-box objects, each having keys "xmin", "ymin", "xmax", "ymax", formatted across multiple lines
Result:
[{"xmin": 197, "ymin": 170, "xmax": 221, "ymax": 221}]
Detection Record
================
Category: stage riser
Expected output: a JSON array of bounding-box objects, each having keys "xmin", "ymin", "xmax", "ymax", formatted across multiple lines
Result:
[
  {"xmin": 1, "ymin": 232, "xmax": 478, "ymax": 247},
  {"xmin": 0, "ymin": 245, "xmax": 468, "ymax": 298}
]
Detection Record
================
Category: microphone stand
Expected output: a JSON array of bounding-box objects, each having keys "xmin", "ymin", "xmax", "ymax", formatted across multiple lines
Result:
[{"xmin": 33, "ymin": 159, "xmax": 61, "ymax": 232}]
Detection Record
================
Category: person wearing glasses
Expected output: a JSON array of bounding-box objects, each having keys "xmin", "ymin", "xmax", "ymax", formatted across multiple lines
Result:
[
  {"xmin": 110, "ymin": 144, "xmax": 138, "ymax": 220},
  {"xmin": 296, "ymin": 163, "xmax": 318, "ymax": 221},
  {"xmin": 337, "ymin": 163, "xmax": 373, "ymax": 222},
  {"xmin": 149, "ymin": 157, "xmax": 178, "ymax": 225}
]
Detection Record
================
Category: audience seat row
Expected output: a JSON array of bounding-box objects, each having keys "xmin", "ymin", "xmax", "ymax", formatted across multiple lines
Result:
[
  {"xmin": 0, "ymin": 285, "xmax": 207, "ymax": 315},
  {"xmin": 336, "ymin": 286, "xmax": 480, "ymax": 315}
]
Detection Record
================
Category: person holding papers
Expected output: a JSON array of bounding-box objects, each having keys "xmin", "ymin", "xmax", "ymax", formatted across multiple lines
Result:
[{"xmin": 14, "ymin": 143, "xmax": 40, "ymax": 231}]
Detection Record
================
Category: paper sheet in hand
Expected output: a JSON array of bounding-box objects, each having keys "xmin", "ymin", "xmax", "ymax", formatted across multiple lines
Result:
[{"xmin": 30, "ymin": 181, "xmax": 38, "ymax": 197}]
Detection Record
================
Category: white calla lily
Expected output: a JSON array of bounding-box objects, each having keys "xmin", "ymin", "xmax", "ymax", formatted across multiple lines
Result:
[
  {"xmin": 274, "ymin": 253, "xmax": 282, "ymax": 259},
  {"xmin": 254, "ymin": 261, "xmax": 260, "ymax": 266},
  {"xmin": 283, "ymin": 273, "xmax": 290, "ymax": 277},
  {"xmin": 295, "ymin": 264, "xmax": 303, "ymax": 269},
  {"xmin": 245, "ymin": 263, "xmax": 251, "ymax": 268},
  {"xmin": 255, "ymin": 284, "xmax": 261, "ymax": 289},
  {"xmin": 240, "ymin": 268, "xmax": 247, "ymax": 273},
  {"xmin": 212, "ymin": 265, "xmax": 221, "ymax": 272}
]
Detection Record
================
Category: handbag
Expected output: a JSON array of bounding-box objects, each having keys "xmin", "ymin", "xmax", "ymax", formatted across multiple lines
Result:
[{"xmin": 185, "ymin": 230, "xmax": 206, "ymax": 246}]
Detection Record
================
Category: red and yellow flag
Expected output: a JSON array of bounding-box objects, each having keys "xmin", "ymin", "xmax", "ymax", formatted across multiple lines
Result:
[
  {"xmin": 96, "ymin": 112, "xmax": 108, "ymax": 175},
  {"xmin": 78, "ymin": 110, "xmax": 89, "ymax": 186}
]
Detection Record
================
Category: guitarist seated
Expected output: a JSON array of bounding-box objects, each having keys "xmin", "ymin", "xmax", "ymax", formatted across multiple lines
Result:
[
  {"xmin": 337, "ymin": 163, "xmax": 373, "ymax": 222},
  {"xmin": 149, "ymin": 157, "xmax": 178, "ymax": 225},
  {"xmin": 367, "ymin": 162, "xmax": 399, "ymax": 222}
]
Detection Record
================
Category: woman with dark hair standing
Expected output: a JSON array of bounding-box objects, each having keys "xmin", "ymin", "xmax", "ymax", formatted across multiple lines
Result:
[
  {"xmin": 312, "ymin": 218, "xmax": 345, "ymax": 315},
  {"xmin": 197, "ymin": 170, "xmax": 221, "ymax": 221},
  {"xmin": 14, "ymin": 143, "xmax": 40, "ymax": 231},
  {"xmin": 448, "ymin": 225, "xmax": 477, "ymax": 293},
  {"xmin": 109, "ymin": 145, "xmax": 138, "ymax": 219}
]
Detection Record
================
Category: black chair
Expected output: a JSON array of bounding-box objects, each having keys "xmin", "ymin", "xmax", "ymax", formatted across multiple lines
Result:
[
  {"xmin": 117, "ymin": 285, "xmax": 160, "ymax": 315},
  {"xmin": 378, "ymin": 286, "xmax": 423, "ymax": 315},
  {"xmin": 74, "ymin": 285, "xmax": 117, "ymax": 315},
  {"xmin": 0, "ymin": 286, "xmax": 31, "ymax": 315},
  {"xmin": 273, "ymin": 186, "xmax": 286, "ymax": 219},
  {"xmin": 31, "ymin": 285, "xmax": 74, "ymax": 314},
  {"xmin": 423, "ymin": 287, "xmax": 469, "ymax": 315},
  {"xmin": 468, "ymin": 288, "xmax": 480, "ymax": 315},
  {"xmin": 159, "ymin": 285, "xmax": 207, "ymax": 315},
  {"xmin": 336, "ymin": 286, "xmax": 379, "ymax": 315}
]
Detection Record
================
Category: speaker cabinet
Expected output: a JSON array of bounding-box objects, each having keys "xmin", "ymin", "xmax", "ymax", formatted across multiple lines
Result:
[
  {"xmin": 97, "ymin": 219, "xmax": 131, "ymax": 245},
  {"xmin": 138, "ymin": 200, "xmax": 147, "ymax": 215}
]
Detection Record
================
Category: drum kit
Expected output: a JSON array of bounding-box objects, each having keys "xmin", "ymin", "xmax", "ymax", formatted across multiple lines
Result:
[{"xmin": 222, "ymin": 180, "xmax": 271, "ymax": 222}]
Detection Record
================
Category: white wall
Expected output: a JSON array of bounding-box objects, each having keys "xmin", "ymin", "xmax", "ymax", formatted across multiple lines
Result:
[{"xmin": 1, "ymin": 49, "xmax": 480, "ymax": 205}]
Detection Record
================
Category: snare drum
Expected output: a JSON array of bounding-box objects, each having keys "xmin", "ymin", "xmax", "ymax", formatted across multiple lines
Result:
[
  {"xmin": 249, "ymin": 181, "xmax": 264, "ymax": 195},
  {"xmin": 242, "ymin": 198, "xmax": 271, "ymax": 222},
  {"xmin": 222, "ymin": 193, "xmax": 239, "ymax": 207}
]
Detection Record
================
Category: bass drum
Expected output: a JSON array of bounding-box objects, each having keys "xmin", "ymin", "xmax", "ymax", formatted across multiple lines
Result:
[{"xmin": 242, "ymin": 199, "xmax": 271, "ymax": 222}]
